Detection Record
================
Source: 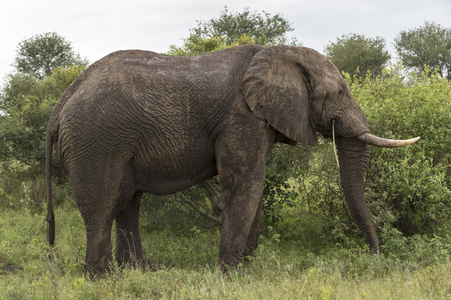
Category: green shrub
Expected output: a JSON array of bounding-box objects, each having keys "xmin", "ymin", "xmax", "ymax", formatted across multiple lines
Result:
[
  {"xmin": 347, "ymin": 66, "xmax": 451, "ymax": 237},
  {"xmin": 0, "ymin": 66, "xmax": 85, "ymax": 209},
  {"xmin": 0, "ymin": 65, "xmax": 85, "ymax": 176},
  {"xmin": 139, "ymin": 192, "xmax": 220, "ymax": 234}
]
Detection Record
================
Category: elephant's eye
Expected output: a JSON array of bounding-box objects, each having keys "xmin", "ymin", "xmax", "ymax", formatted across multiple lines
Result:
[{"xmin": 338, "ymin": 89, "xmax": 344, "ymax": 96}]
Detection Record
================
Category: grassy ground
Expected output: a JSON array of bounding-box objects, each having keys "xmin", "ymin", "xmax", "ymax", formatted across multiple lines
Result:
[{"xmin": 1, "ymin": 204, "xmax": 450, "ymax": 299}]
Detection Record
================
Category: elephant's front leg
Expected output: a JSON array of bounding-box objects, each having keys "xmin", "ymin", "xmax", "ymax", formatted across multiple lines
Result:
[
  {"xmin": 218, "ymin": 177, "xmax": 266, "ymax": 271},
  {"xmin": 215, "ymin": 128, "xmax": 274, "ymax": 272},
  {"xmin": 243, "ymin": 200, "xmax": 263, "ymax": 259}
]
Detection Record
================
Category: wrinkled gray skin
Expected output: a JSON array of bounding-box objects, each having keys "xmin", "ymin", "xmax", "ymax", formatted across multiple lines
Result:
[{"xmin": 46, "ymin": 45, "xmax": 381, "ymax": 276}]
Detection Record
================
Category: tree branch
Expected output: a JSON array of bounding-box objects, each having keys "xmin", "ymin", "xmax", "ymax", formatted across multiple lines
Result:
[{"xmin": 178, "ymin": 194, "xmax": 222, "ymax": 225}]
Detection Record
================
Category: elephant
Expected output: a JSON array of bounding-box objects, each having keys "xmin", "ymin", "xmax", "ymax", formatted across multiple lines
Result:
[{"xmin": 45, "ymin": 44, "xmax": 419, "ymax": 276}]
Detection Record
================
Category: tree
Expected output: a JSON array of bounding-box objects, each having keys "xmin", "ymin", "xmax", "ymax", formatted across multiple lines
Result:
[
  {"xmin": 190, "ymin": 6, "xmax": 296, "ymax": 46},
  {"xmin": 167, "ymin": 34, "xmax": 256, "ymax": 57},
  {"xmin": 394, "ymin": 21, "xmax": 451, "ymax": 78},
  {"xmin": 324, "ymin": 34, "xmax": 391, "ymax": 78},
  {"xmin": 13, "ymin": 32, "xmax": 88, "ymax": 79},
  {"xmin": 0, "ymin": 65, "xmax": 86, "ymax": 174}
]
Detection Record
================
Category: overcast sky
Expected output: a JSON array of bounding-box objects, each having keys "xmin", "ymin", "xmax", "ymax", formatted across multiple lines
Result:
[{"xmin": 1, "ymin": 0, "xmax": 450, "ymax": 86}]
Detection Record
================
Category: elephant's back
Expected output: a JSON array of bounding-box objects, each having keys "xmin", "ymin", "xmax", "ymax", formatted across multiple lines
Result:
[
  {"xmin": 53, "ymin": 45, "xmax": 264, "ymax": 171},
  {"xmin": 58, "ymin": 45, "xmax": 261, "ymax": 127},
  {"xmin": 57, "ymin": 44, "xmax": 265, "ymax": 113}
]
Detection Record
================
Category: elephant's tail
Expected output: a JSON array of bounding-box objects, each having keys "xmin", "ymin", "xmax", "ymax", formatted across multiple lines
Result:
[{"xmin": 45, "ymin": 132, "xmax": 55, "ymax": 246}]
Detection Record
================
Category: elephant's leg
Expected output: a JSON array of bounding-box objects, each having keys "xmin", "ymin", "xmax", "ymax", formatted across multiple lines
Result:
[
  {"xmin": 74, "ymin": 179, "xmax": 130, "ymax": 277},
  {"xmin": 115, "ymin": 193, "xmax": 156, "ymax": 270},
  {"xmin": 83, "ymin": 217, "xmax": 114, "ymax": 277},
  {"xmin": 218, "ymin": 176, "xmax": 265, "ymax": 271},
  {"xmin": 243, "ymin": 200, "xmax": 263, "ymax": 259},
  {"xmin": 115, "ymin": 193, "xmax": 143, "ymax": 266},
  {"xmin": 215, "ymin": 129, "xmax": 274, "ymax": 271}
]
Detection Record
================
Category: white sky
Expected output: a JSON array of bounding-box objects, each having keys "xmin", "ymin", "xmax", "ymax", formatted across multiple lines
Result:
[{"xmin": 1, "ymin": 0, "xmax": 450, "ymax": 86}]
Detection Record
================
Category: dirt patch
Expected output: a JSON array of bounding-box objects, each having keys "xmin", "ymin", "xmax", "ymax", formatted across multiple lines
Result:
[{"xmin": 0, "ymin": 263, "xmax": 23, "ymax": 275}]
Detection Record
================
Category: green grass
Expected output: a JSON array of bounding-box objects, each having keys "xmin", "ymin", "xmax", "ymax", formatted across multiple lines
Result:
[{"xmin": 1, "ymin": 204, "xmax": 450, "ymax": 299}]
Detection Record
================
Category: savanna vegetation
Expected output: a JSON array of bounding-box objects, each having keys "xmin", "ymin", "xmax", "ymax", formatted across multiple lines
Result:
[{"xmin": 0, "ymin": 7, "xmax": 450, "ymax": 299}]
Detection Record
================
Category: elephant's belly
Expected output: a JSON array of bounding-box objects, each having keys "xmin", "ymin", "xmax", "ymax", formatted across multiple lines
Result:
[
  {"xmin": 134, "ymin": 163, "xmax": 218, "ymax": 195},
  {"xmin": 131, "ymin": 144, "xmax": 218, "ymax": 195}
]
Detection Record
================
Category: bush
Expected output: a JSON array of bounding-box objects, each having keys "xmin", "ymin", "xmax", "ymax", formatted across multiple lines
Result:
[
  {"xmin": 139, "ymin": 192, "xmax": 220, "ymax": 234},
  {"xmin": 346, "ymin": 66, "xmax": 451, "ymax": 237},
  {"xmin": 0, "ymin": 66, "xmax": 85, "ymax": 209},
  {"xmin": 0, "ymin": 65, "xmax": 85, "ymax": 176}
]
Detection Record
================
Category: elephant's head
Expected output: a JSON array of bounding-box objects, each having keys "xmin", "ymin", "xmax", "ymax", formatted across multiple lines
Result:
[{"xmin": 242, "ymin": 46, "xmax": 419, "ymax": 253}]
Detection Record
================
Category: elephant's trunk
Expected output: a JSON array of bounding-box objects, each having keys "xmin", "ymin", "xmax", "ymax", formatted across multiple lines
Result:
[{"xmin": 336, "ymin": 137, "xmax": 379, "ymax": 254}]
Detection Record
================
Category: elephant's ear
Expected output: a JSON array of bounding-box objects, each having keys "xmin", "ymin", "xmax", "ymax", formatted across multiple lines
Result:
[{"xmin": 242, "ymin": 46, "xmax": 318, "ymax": 145}]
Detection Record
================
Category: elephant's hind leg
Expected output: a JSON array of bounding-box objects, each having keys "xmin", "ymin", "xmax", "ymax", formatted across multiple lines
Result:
[
  {"xmin": 115, "ymin": 192, "xmax": 156, "ymax": 270},
  {"xmin": 83, "ymin": 215, "xmax": 115, "ymax": 278},
  {"xmin": 73, "ymin": 176, "xmax": 135, "ymax": 277}
]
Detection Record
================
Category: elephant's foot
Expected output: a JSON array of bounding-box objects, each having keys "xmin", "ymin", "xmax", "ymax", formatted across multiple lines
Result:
[
  {"xmin": 141, "ymin": 259, "xmax": 159, "ymax": 272},
  {"xmin": 84, "ymin": 259, "xmax": 159, "ymax": 280},
  {"xmin": 219, "ymin": 252, "xmax": 243, "ymax": 274},
  {"xmin": 84, "ymin": 260, "xmax": 113, "ymax": 280},
  {"xmin": 243, "ymin": 243, "xmax": 258, "ymax": 262},
  {"xmin": 219, "ymin": 262, "xmax": 233, "ymax": 276},
  {"xmin": 115, "ymin": 256, "xmax": 159, "ymax": 272}
]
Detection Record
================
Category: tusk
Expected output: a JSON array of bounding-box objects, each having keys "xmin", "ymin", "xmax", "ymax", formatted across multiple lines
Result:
[{"xmin": 356, "ymin": 133, "xmax": 420, "ymax": 148}]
